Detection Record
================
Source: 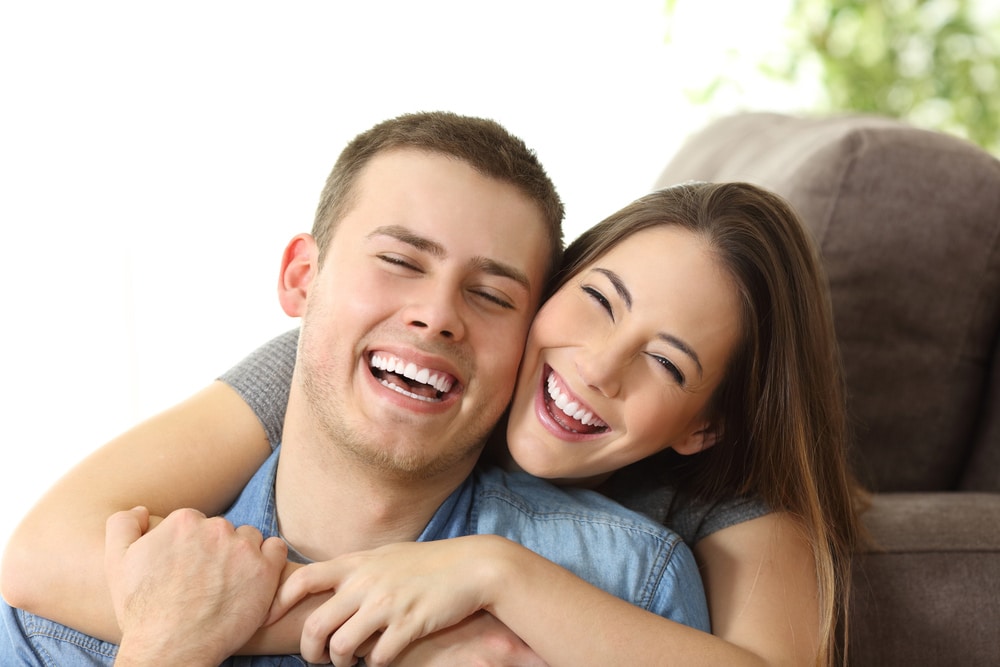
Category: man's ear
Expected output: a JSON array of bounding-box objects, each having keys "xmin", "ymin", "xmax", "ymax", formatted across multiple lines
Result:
[
  {"xmin": 673, "ymin": 421, "xmax": 721, "ymax": 456},
  {"xmin": 277, "ymin": 233, "xmax": 319, "ymax": 317}
]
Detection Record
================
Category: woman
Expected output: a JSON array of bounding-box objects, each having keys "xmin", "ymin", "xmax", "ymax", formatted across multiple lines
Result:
[{"xmin": 4, "ymin": 182, "xmax": 864, "ymax": 666}]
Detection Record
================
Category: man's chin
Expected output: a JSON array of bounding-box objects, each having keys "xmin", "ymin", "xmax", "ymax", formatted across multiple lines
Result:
[{"xmin": 342, "ymin": 434, "xmax": 483, "ymax": 481}]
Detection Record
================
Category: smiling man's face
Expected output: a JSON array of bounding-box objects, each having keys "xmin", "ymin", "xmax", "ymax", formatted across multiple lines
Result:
[{"xmin": 294, "ymin": 148, "xmax": 551, "ymax": 480}]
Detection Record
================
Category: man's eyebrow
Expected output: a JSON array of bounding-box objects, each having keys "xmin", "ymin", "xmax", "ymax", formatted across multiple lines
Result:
[
  {"xmin": 367, "ymin": 225, "xmax": 446, "ymax": 256},
  {"xmin": 368, "ymin": 225, "xmax": 532, "ymax": 291},
  {"xmin": 594, "ymin": 267, "xmax": 703, "ymax": 378},
  {"xmin": 471, "ymin": 256, "xmax": 531, "ymax": 291}
]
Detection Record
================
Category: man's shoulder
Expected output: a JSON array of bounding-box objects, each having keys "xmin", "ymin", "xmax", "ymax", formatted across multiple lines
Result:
[
  {"xmin": 468, "ymin": 467, "xmax": 709, "ymax": 629},
  {"xmin": 470, "ymin": 467, "xmax": 682, "ymax": 546}
]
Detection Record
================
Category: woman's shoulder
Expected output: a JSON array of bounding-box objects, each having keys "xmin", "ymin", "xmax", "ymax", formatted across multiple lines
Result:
[
  {"xmin": 218, "ymin": 328, "xmax": 300, "ymax": 449},
  {"xmin": 602, "ymin": 451, "xmax": 771, "ymax": 546}
]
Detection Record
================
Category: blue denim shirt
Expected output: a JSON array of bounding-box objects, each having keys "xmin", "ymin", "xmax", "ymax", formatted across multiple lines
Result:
[{"xmin": 2, "ymin": 448, "xmax": 708, "ymax": 665}]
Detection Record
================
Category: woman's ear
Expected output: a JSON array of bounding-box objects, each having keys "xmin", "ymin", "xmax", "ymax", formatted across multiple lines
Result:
[
  {"xmin": 277, "ymin": 233, "xmax": 319, "ymax": 317},
  {"xmin": 673, "ymin": 421, "xmax": 721, "ymax": 456}
]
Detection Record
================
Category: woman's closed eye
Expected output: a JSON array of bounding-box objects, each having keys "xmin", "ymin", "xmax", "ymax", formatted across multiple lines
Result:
[
  {"xmin": 583, "ymin": 278, "xmax": 687, "ymax": 385},
  {"xmin": 583, "ymin": 285, "xmax": 614, "ymax": 320},
  {"xmin": 649, "ymin": 353, "xmax": 685, "ymax": 385}
]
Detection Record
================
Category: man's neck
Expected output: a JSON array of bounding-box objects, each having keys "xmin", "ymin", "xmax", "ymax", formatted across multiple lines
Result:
[{"xmin": 273, "ymin": 418, "xmax": 476, "ymax": 562}]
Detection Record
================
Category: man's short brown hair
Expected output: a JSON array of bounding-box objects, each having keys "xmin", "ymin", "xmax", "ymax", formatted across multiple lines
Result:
[{"xmin": 311, "ymin": 111, "xmax": 564, "ymax": 281}]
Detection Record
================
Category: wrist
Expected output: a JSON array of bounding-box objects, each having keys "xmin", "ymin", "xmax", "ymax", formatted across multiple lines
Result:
[
  {"xmin": 473, "ymin": 535, "xmax": 525, "ymax": 614},
  {"xmin": 116, "ymin": 632, "xmax": 222, "ymax": 667}
]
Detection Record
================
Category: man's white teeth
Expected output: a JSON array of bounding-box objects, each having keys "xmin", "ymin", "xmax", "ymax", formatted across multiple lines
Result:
[
  {"xmin": 381, "ymin": 380, "xmax": 439, "ymax": 403},
  {"xmin": 370, "ymin": 353, "xmax": 454, "ymax": 393},
  {"xmin": 546, "ymin": 373, "xmax": 606, "ymax": 428}
]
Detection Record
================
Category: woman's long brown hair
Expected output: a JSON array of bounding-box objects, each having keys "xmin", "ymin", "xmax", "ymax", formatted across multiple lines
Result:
[{"xmin": 554, "ymin": 182, "xmax": 866, "ymax": 666}]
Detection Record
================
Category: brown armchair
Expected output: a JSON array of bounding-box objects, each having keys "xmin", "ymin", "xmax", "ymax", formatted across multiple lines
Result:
[{"xmin": 653, "ymin": 112, "xmax": 1000, "ymax": 666}]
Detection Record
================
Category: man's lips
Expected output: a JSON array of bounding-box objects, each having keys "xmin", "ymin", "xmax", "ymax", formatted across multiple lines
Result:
[
  {"xmin": 541, "ymin": 366, "xmax": 608, "ymax": 435},
  {"xmin": 369, "ymin": 351, "xmax": 459, "ymax": 403}
]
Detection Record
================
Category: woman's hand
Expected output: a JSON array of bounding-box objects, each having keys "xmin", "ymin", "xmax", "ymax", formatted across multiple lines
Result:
[
  {"xmin": 391, "ymin": 611, "xmax": 548, "ymax": 667},
  {"xmin": 267, "ymin": 535, "xmax": 515, "ymax": 666}
]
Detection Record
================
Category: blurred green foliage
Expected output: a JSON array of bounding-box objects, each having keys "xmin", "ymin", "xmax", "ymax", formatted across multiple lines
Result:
[{"xmin": 671, "ymin": 0, "xmax": 1000, "ymax": 154}]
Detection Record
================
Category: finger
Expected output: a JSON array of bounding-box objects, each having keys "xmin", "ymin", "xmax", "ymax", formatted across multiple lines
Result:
[
  {"xmin": 168, "ymin": 506, "xmax": 207, "ymax": 521},
  {"xmin": 299, "ymin": 596, "xmax": 362, "ymax": 663},
  {"xmin": 355, "ymin": 633, "xmax": 379, "ymax": 658},
  {"xmin": 233, "ymin": 523, "xmax": 265, "ymax": 546},
  {"xmin": 261, "ymin": 536, "xmax": 289, "ymax": 569},
  {"xmin": 268, "ymin": 560, "xmax": 346, "ymax": 623},
  {"xmin": 326, "ymin": 611, "xmax": 405, "ymax": 667},
  {"xmin": 158, "ymin": 507, "xmax": 208, "ymax": 536},
  {"xmin": 362, "ymin": 624, "xmax": 415, "ymax": 667},
  {"xmin": 267, "ymin": 568, "xmax": 310, "ymax": 625},
  {"xmin": 338, "ymin": 630, "xmax": 380, "ymax": 667}
]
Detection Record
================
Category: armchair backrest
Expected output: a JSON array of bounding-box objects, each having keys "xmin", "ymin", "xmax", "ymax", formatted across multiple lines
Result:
[{"xmin": 655, "ymin": 112, "xmax": 1000, "ymax": 492}]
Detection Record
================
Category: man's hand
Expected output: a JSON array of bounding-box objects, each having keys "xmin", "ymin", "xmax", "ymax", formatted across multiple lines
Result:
[{"xmin": 105, "ymin": 507, "xmax": 287, "ymax": 666}]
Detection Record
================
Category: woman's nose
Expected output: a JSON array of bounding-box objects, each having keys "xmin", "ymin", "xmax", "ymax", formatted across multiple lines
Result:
[{"xmin": 575, "ymin": 341, "xmax": 625, "ymax": 398}]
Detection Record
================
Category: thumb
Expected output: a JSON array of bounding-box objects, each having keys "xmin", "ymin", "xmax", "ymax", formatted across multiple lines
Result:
[
  {"xmin": 104, "ymin": 506, "xmax": 150, "ymax": 570},
  {"xmin": 265, "ymin": 560, "xmax": 319, "ymax": 626},
  {"xmin": 261, "ymin": 536, "xmax": 289, "ymax": 570}
]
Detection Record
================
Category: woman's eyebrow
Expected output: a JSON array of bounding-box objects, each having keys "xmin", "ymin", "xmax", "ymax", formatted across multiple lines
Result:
[
  {"xmin": 595, "ymin": 267, "xmax": 703, "ymax": 378},
  {"xmin": 658, "ymin": 332, "xmax": 704, "ymax": 379},
  {"xmin": 594, "ymin": 268, "xmax": 632, "ymax": 309}
]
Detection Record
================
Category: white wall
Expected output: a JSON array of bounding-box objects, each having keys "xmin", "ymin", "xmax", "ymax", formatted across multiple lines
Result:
[{"xmin": 0, "ymin": 0, "xmax": 801, "ymax": 547}]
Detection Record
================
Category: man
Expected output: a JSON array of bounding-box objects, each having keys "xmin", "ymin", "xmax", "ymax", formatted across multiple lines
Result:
[{"xmin": 1, "ymin": 112, "xmax": 708, "ymax": 665}]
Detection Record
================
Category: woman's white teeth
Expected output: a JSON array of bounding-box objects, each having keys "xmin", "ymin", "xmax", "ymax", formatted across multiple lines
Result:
[
  {"xmin": 546, "ymin": 373, "xmax": 606, "ymax": 427},
  {"xmin": 371, "ymin": 354, "xmax": 454, "ymax": 393}
]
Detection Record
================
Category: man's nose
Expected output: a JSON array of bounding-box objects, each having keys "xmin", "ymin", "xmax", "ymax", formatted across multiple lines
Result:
[{"xmin": 402, "ymin": 283, "xmax": 467, "ymax": 341}]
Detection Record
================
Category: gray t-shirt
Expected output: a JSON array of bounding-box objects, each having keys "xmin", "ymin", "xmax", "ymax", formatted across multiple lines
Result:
[{"xmin": 219, "ymin": 328, "xmax": 770, "ymax": 546}]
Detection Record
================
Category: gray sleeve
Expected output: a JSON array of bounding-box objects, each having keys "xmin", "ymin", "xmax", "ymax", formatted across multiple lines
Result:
[
  {"xmin": 218, "ymin": 328, "xmax": 299, "ymax": 450},
  {"xmin": 666, "ymin": 491, "xmax": 772, "ymax": 545},
  {"xmin": 604, "ymin": 451, "xmax": 771, "ymax": 546}
]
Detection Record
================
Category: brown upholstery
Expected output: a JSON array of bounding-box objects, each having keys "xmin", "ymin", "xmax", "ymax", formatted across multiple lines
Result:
[{"xmin": 654, "ymin": 112, "xmax": 1000, "ymax": 666}]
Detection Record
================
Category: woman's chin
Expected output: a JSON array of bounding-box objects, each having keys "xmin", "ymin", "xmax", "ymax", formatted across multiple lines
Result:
[{"xmin": 507, "ymin": 436, "xmax": 566, "ymax": 480}]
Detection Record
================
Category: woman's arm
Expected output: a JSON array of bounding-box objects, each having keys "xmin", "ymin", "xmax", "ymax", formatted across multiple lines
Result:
[
  {"xmin": 0, "ymin": 381, "xmax": 272, "ymax": 642},
  {"xmin": 495, "ymin": 512, "xmax": 820, "ymax": 667},
  {"xmin": 692, "ymin": 512, "xmax": 821, "ymax": 666},
  {"xmin": 270, "ymin": 512, "xmax": 819, "ymax": 667},
  {"xmin": 501, "ymin": 512, "xmax": 820, "ymax": 667}
]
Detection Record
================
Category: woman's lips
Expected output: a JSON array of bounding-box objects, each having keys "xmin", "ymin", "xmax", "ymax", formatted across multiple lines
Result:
[{"xmin": 537, "ymin": 365, "xmax": 608, "ymax": 436}]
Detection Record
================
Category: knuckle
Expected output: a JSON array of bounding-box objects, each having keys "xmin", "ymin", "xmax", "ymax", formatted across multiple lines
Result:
[
  {"xmin": 173, "ymin": 507, "xmax": 205, "ymax": 521},
  {"xmin": 482, "ymin": 629, "xmax": 527, "ymax": 655},
  {"xmin": 301, "ymin": 614, "xmax": 328, "ymax": 642},
  {"xmin": 328, "ymin": 632, "xmax": 354, "ymax": 656},
  {"xmin": 237, "ymin": 524, "xmax": 264, "ymax": 540}
]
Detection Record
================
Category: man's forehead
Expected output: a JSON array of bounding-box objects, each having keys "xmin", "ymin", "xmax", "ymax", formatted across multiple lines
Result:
[{"xmin": 345, "ymin": 150, "xmax": 551, "ymax": 276}]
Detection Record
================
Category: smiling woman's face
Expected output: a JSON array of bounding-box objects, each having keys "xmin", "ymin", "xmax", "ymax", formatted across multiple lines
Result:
[{"xmin": 505, "ymin": 224, "xmax": 742, "ymax": 483}]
